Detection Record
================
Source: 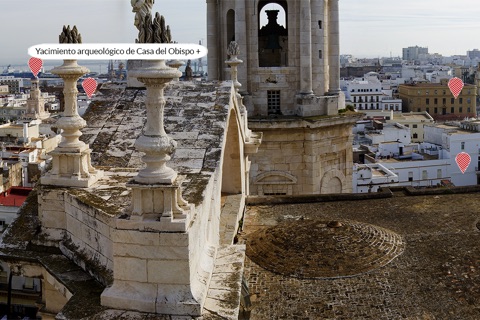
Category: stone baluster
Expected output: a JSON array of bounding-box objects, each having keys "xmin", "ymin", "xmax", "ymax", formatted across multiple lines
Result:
[
  {"xmin": 130, "ymin": 60, "xmax": 181, "ymax": 184},
  {"xmin": 126, "ymin": 60, "xmax": 190, "ymax": 231},
  {"xmin": 167, "ymin": 60, "xmax": 185, "ymax": 81},
  {"xmin": 41, "ymin": 59, "xmax": 102, "ymax": 187}
]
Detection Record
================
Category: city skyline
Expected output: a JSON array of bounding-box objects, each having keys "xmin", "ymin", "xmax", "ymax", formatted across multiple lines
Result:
[{"xmin": 1, "ymin": 0, "xmax": 480, "ymax": 67}]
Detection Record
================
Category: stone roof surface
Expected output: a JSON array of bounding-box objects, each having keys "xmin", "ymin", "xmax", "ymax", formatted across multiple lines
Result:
[
  {"xmin": 241, "ymin": 189, "xmax": 480, "ymax": 319},
  {"xmin": 82, "ymin": 81, "xmax": 230, "ymax": 205}
]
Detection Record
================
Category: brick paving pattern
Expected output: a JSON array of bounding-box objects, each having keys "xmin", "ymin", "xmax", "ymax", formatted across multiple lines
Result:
[
  {"xmin": 241, "ymin": 193, "xmax": 480, "ymax": 319},
  {"xmin": 246, "ymin": 219, "xmax": 404, "ymax": 279}
]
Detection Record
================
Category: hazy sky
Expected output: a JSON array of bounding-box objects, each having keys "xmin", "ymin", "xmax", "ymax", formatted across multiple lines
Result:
[
  {"xmin": 341, "ymin": 0, "xmax": 480, "ymax": 58},
  {"xmin": 1, "ymin": 0, "xmax": 479, "ymax": 67}
]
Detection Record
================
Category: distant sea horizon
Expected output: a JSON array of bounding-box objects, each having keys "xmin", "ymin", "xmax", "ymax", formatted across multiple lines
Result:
[{"xmin": 2, "ymin": 60, "xmax": 117, "ymax": 75}]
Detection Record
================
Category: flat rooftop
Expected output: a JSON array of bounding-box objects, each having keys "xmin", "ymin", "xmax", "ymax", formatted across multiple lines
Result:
[
  {"xmin": 432, "ymin": 124, "xmax": 479, "ymax": 135},
  {"xmin": 394, "ymin": 113, "xmax": 433, "ymax": 121},
  {"xmin": 241, "ymin": 191, "xmax": 480, "ymax": 319},
  {"xmin": 81, "ymin": 81, "xmax": 230, "ymax": 205}
]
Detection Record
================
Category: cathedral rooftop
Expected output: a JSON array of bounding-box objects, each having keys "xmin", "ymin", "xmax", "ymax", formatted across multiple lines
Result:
[
  {"xmin": 241, "ymin": 189, "xmax": 480, "ymax": 319},
  {"xmin": 81, "ymin": 80, "xmax": 231, "ymax": 205}
]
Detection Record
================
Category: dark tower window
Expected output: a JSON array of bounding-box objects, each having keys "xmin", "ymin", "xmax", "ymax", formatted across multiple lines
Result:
[
  {"xmin": 227, "ymin": 9, "xmax": 235, "ymax": 44},
  {"xmin": 258, "ymin": 1, "xmax": 288, "ymax": 67},
  {"xmin": 267, "ymin": 90, "xmax": 281, "ymax": 114}
]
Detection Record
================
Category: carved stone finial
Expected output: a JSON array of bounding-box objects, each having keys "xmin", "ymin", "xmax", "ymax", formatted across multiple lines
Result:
[
  {"xmin": 225, "ymin": 42, "xmax": 243, "ymax": 91},
  {"xmin": 59, "ymin": 25, "xmax": 82, "ymax": 44},
  {"xmin": 132, "ymin": 0, "xmax": 172, "ymax": 43},
  {"xmin": 227, "ymin": 41, "xmax": 240, "ymax": 57},
  {"xmin": 132, "ymin": 0, "xmax": 155, "ymax": 31}
]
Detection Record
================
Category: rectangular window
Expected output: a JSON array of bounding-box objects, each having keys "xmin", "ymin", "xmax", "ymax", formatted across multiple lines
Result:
[
  {"xmin": 408, "ymin": 172, "xmax": 413, "ymax": 182},
  {"xmin": 426, "ymin": 107, "xmax": 430, "ymax": 113},
  {"xmin": 422, "ymin": 170, "xmax": 428, "ymax": 179},
  {"xmin": 426, "ymin": 98, "xmax": 430, "ymax": 105},
  {"xmin": 413, "ymin": 124, "xmax": 418, "ymax": 128},
  {"xmin": 461, "ymin": 142, "xmax": 465, "ymax": 150},
  {"xmin": 434, "ymin": 98, "xmax": 438, "ymax": 104},
  {"xmin": 318, "ymin": 20, "xmax": 322, "ymax": 29},
  {"xmin": 451, "ymin": 98, "xmax": 455, "ymax": 104},
  {"xmin": 437, "ymin": 169, "xmax": 442, "ymax": 179},
  {"xmin": 443, "ymin": 98, "xmax": 446, "ymax": 105},
  {"xmin": 459, "ymin": 107, "xmax": 463, "ymax": 113},
  {"xmin": 267, "ymin": 90, "xmax": 281, "ymax": 115},
  {"xmin": 319, "ymin": 50, "xmax": 322, "ymax": 59},
  {"xmin": 451, "ymin": 107, "xmax": 454, "ymax": 114},
  {"xmin": 434, "ymin": 107, "xmax": 438, "ymax": 114},
  {"xmin": 459, "ymin": 98, "xmax": 463, "ymax": 104}
]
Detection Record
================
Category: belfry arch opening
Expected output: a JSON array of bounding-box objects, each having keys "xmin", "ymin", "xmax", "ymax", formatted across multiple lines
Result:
[{"xmin": 258, "ymin": 1, "xmax": 288, "ymax": 67}]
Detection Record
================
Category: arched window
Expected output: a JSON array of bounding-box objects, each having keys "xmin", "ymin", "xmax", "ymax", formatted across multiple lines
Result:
[
  {"xmin": 226, "ymin": 9, "xmax": 235, "ymax": 44},
  {"xmin": 258, "ymin": 1, "xmax": 288, "ymax": 67}
]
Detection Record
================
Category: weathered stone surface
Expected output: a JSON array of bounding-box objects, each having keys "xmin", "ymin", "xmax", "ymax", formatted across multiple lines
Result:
[
  {"xmin": 81, "ymin": 82, "xmax": 230, "ymax": 205},
  {"xmin": 242, "ymin": 191, "xmax": 480, "ymax": 319}
]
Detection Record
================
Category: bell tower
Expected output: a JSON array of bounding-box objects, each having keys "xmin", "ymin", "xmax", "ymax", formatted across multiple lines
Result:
[
  {"xmin": 207, "ymin": 0, "xmax": 342, "ymax": 116},
  {"xmin": 26, "ymin": 77, "xmax": 49, "ymax": 120},
  {"xmin": 207, "ymin": 0, "xmax": 360, "ymax": 196}
]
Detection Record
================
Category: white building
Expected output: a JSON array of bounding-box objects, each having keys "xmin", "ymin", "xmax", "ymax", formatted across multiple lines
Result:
[
  {"xmin": 343, "ymin": 73, "xmax": 383, "ymax": 110},
  {"xmin": 353, "ymin": 141, "xmax": 450, "ymax": 192},
  {"xmin": 343, "ymin": 72, "xmax": 402, "ymax": 111},
  {"xmin": 386, "ymin": 112, "xmax": 435, "ymax": 143},
  {"xmin": 0, "ymin": 76, "xmax": 24, "ymax": 93},
  {"xmin": 353, "ymin": 120, "xmax": 480, "ymax": 192},
  {"xmin": 423, "ymin": 121, "xmax": 480, "ymax": 186},
  {"xmin": 352, "ymin": 163, "xmax": 398, "ymax": 193},
  {"xmin": 366, "ymin": 123, "xmax": 411, "ymax": 146}
]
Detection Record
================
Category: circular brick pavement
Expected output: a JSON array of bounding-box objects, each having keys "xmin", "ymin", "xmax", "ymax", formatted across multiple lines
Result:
[{"xmin": 246, "ymin": 219, "xmax": 405, "ymax": 279}]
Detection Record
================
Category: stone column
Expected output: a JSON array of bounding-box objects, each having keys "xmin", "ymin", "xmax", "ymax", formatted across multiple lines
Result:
[
  {"xmin": 206, "ymin": 0, "xmax": 219, "ymax": 80},
  {"xmin": 299, "ymin": 0, "xmax": 313, "ymax": 95},
  {"xmin": 41, "ymin": 60, "xmax": 102, "ymax": 187},
  {"xmin": 235, "ymin": 0, "xmax": 248, "ymax": 91},
  {"xmin": 310, "ymin": 0, "xmax": 325, "ymax": 95},
  {"xmin": 328, "ymin": 0, "xmax": 340, "ymax": 93}
]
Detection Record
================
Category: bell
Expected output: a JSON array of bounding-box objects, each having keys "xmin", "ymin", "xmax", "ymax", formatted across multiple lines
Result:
[{"xmin": 265, "ymin": 34, "xmax": 282, "ymax": 51}]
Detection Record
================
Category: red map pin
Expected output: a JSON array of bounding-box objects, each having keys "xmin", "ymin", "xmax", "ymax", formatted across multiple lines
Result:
[
  {"xmin": 448, "ymin": 77, "xmax": 464, "ymax": 99},
  {"xmin": 28, "ymin": 57, "xmax": 43, "ymax": 77},
  {"xmin": 82, "ymin": 77, "xmax": 97, "ymax": 98},
  {"xmin": 455, "ymin": 152, "xmax": 471, "ymax": 174}
]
